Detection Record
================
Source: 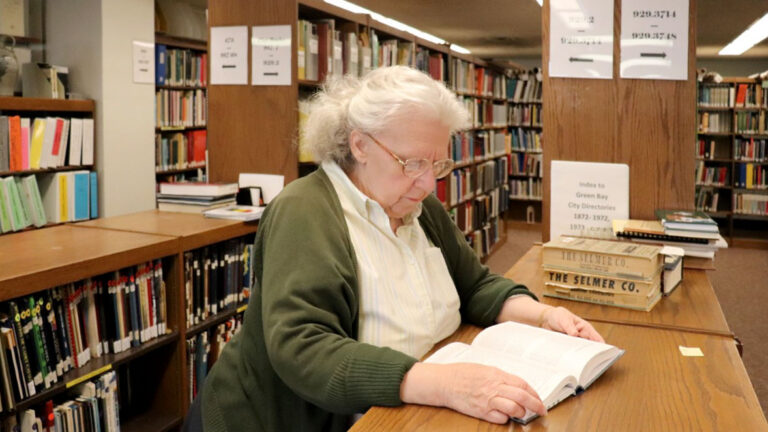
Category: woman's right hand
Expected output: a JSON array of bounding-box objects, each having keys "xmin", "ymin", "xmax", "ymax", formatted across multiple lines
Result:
[{"xmin": 400, "ymin": 362, "xmax": 546, "ymax": 424}]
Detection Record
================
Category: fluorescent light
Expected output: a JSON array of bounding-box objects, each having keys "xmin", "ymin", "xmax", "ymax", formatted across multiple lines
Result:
[
  {"xmin": 719, "ymin": 12, "xmax": 768, "ymax": 55},
  {"xmin": 324, "ymin": 0, "xmax": 372, "ymax": 15},
  {"xmin": 324, "ymin": 0, "xmax": 463, "ymax": 51},
  {"xmin": 450, "ymin": 44, "xmax": 471, "ymax": 54}
]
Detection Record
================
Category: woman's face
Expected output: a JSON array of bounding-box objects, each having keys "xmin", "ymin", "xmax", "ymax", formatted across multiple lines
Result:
[{"xmin": 349, "ymin": 115, "xmax": 451, "ymax": 221}]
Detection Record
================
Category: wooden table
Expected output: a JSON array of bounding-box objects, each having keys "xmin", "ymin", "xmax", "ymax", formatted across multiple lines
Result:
[
  {"xmin": 351, "ymin": 322, "xmax": 768, "ymax": 432},
  {"xmin": 76, "ymin": 209, "xmax": 258, "ymax": 251},
  {"xmin": 503, "ymin": 245, "xmax": 732, "ymax": 337},
  {"xmin": 0, "ymin": 224, "xmax": 178, "ymax": 300}
]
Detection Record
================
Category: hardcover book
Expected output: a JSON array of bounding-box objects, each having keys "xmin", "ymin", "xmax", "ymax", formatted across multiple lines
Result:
[
  {"xmin": 425, "ymin": 322, "xmax": 624, "ymax": 424},
  {"xmin": 542, "ymin": 236, "xmax": 662, "ymax": 280}
]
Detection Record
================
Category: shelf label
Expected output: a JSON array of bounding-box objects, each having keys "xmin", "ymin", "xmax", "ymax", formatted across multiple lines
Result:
[
  {"xmin": 550, "ymin": 161, "xmax": 629, "ymax": 239},
  {"xmin": 211, "ymin": 26, "xmax": 249, "ymax": 85},
  {"xmin": 66, "ymin": 364, "xmax": 113, "ymax": 389},
  {"xmin": 549, "ymin": 0, "xmax": 614, "ymax": 79},
  {"xmin": 133, "ymin": 41, "xmax": 155, "ymax": 84},
  {"xmin": 251, "ymin": 25, "xmax": 292, "ymax": 86},
  {"xmin": 620, "ymin": 0, "xmax": 689, "ymax": 80}
]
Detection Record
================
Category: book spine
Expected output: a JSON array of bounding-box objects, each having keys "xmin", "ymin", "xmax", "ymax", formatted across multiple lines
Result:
[
  {"xmin": 52, "ymin": 288, "xmax": 73, "ymax": 373},
  {"xmin": 544, "ymin": 283, "xmax": 661, "ymax": 312},
  {"xmin": 542, "ymin": 268, "xmax": 659, "ymax": 297},
  {"xmin": 40, "ymin": 294, "xmax": 64, "ymax": 378},
  {"xmin": 27, "ymin": 297, "xmax": 54, "ymax": 388}
]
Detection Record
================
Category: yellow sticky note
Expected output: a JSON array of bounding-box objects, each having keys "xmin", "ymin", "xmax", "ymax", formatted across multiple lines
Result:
[{"xmin": 679, "ymin": 346, "xmax": 704, "ymax": 357}]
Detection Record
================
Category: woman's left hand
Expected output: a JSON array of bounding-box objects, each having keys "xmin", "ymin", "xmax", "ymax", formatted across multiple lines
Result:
[{"xmin": 540, "ymin": 306, "xmax": 604, "ymax": 343}]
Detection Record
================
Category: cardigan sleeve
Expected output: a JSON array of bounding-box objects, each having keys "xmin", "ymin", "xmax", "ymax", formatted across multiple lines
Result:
[
  {"xmin": 256, "ymin": 176, "xmax": 417, "ymax": 414},
  {"xmin": 419, "ymin": 195, "xmax": 538, "ymax": 327}
]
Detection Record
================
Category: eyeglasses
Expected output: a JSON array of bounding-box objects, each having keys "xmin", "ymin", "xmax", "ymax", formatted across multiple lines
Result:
[{"xmin": 363, "ymin": 132, "xmax": 454, "ymax": 179}]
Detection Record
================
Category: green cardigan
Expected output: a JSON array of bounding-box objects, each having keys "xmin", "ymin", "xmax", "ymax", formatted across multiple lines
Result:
[{"xmin": 201, "ymin": 167, "xmax": 535, "ymax": 431}]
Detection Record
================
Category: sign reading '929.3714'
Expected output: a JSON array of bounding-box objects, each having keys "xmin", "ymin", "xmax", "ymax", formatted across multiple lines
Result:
[{"xmin": 620, "ymin": 0, "xmax": 689, "ymax": 80}]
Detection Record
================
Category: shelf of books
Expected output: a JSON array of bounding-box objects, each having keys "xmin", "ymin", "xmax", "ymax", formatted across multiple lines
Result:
[
  {"xmin": 76, "ymin": 210, "xmax": 258, "ymax": 415},
  {"xmin": 154, "ymin": 33, "xmax": 208, "ymax": 187},
  {"xmin": 0, "ymin": 97, "xmax": 99, "ymax": 237},
  {"xmin": 696, "ymin": 77, "xmax": 768, "ymax": 248},
  {"xmin": 505, "ymin": 69, "xmax": 543, "ymax": 226},
  {"xmin": 0, "ymin": 211, "xmax": 259, "ymax": 426},
  {"xmin": 294, "ymin": 0, "xmax": 511, "ymax": 260},
  {"xmin": 0, "ymin": 224, "xmax": 182, "ymax": 430}
]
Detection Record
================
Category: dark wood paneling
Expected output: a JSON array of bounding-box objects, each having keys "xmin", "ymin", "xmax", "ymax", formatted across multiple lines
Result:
[
  {"xmin": 207, "ymin": 1, "xmax": 299, "ymax": 184},
  {"xmin": 542, "ymin": 0, "xmax": 696, "ymax": 241}
]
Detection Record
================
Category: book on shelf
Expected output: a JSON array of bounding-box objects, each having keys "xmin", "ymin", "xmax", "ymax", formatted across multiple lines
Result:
[
  {"xmin": 14, "ymin": 370, "xmax": 121, "ymax": 432},
  {"xmin": 203, "ymin": 205, "xmax": 265, "ymax": 222},
  {"xmin": 186, "ymin": 314, "xmax": 243, "ymax": 403},
  {"xmin": 158, "ymin": 181, "xmax": 238, "ymax": 197},
  {"xmin": 184, "ymin": 237, "xmax": 254, "ymax": 327},
  {"xmin": 424, "ymin": 321, "xmax": 624, "ymax": 424},
  {"xmin": 0, "ymin": 260, "xmax": 166, "ymax": 404}
]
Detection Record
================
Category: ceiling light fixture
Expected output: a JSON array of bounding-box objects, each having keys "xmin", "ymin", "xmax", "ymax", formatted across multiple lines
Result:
[
  {"xmin": 719, "ymin": 13, "xmax": 768, "ymax": 55},
  {"xmin": 450, "ymin": 44, "xmax": 471, "ymax": 54},
  {"xmin": 324, "ymin": 0, "xmax": 466, "ymax": 52}
]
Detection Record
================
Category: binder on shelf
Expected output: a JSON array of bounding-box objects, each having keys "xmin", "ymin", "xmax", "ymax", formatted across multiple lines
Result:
[
  {"xmin": 155, "ymin": 44, "xmax": 167, "ymax": 85},
  {"xmin": 89, "ymin": 172, "xmax": 98, "ymax": 219},
  {"xmin": 68, "ymin": 118, "xmax": 84, "ymax": 166},
  {"xmin": 0, "ymin": 116, "xmax": 8, "ymax": 172},
  {"xmin": 39, "ymin": 172, "xmax": 69, "ymax": 223},
  {"xmin": 72, "ymin": 171, "xmax": 90, "ymax": 221},
  {"xmin": 81, "ymin": 118, "xmax": 94, "ymax": 165},
  {"xmin": 29, "ymin": 118, "xmax": 45, "ymax": 169}
]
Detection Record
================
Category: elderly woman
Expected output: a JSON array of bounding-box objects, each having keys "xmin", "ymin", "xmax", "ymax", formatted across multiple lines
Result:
[{"xmin": 192, "ymin": 66, "xmax": 602, "ymax": 432}]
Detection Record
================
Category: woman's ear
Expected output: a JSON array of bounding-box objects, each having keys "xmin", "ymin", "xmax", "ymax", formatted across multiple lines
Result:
[{"xmin": 348, "ymin": 130, "xmax": 368, "ymax": 164}]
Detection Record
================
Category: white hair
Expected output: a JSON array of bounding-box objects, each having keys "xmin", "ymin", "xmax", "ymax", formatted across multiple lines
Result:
[{"xmin": 302, "ymin": 66, "xmax": 471, "ymax": 170}]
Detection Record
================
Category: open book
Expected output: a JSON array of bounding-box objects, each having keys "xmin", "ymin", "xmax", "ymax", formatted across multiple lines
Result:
[{"xmin": 424, "ymin": 321, "xmax": 624, "ymax": 424}]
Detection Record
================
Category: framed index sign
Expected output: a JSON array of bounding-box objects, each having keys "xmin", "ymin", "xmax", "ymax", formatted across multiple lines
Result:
[{"xmin": 550, "ymin": 161, "xmax": 629, "ymax": 240}]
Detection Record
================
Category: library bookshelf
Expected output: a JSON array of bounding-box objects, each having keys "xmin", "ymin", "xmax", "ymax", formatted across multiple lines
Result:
[
  {"xmin": 154, "ymin": 33, "xmax": 208, "ymax": 186},
  {"xmin": 0, "ymin": 211, "xmax": 258, "ymax": 428},
  {"xmin": 696, "ymin": 77, "xmax": 768, "ymax": 248},
  {"xmin": 0, "ymin": 97, "xmax": 98, "ymax": 236},
  {"xmin": 291, "ymin": 0, "xmax": 512, "ymax": 261},
  {"xmin": 506, "ymin": 70, "xmax": 543, "ymax": 225},
  {"xmin": 0, "ymin": 224, "xmax": 181, "ymax": 430}
]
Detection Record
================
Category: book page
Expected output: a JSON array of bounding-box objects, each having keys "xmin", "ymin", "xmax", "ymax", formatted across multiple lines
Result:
[
  {"xmin": 425, "ymin": 342, "xmax": 577, "ymax": 415},
  {"xmin": 473, "ymin": 322, "xmax": 622, "ymax": 387}
]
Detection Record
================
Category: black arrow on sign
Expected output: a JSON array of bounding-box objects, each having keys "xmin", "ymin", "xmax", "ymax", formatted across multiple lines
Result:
[
  {"xmin": 640, "ymin": 52, "xmax": 667, "ymax": 58},
  {"xmin": 569, "ymin": 57, "xmax": 594, "ymax": 63}
]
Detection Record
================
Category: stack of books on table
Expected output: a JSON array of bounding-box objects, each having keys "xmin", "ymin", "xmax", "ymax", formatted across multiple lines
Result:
[
  {"xmin": 541, "ymin": 236, "xmax": 664, "ymax": 311},
  {"xmin": 612, "ymin": 209, "xmax": 727, "ymax": 268},
  {"xmin": 157, "ymin": 182, "xmax": 237, "ymax": 214}
]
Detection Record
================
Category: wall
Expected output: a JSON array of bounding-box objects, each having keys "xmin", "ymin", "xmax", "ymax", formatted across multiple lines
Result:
[
  {"xmin": 541, "ymin": 0, "xmax": 697, "ymax": 241},
  {"xmin": 697, "ymin": 58, "xmax": 768, "ymax": 78},
  {"xmin": 46, "ymin": 0, "xmax": 157, "ymax": 218}
]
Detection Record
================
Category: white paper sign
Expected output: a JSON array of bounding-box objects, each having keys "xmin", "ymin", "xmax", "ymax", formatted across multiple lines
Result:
[
  {"xmin": 620, "ymin": 0, "xmax": 689, "ymax": 80},
  {"xmin": 549, "ymin": 0, "xmax": 614, "ymax": 79},
  {"xmin": 211, "ymin": 26, "xmax": 249, "ymax": 85},
  {"xmin": 132, "ymin": 41, "xmax": 155, "ymax": 84},
  {"xmin": 550, "ymin": 161, "xmax": 629, "ymax": 240},
  {"xmin": 251, "ymin": 25, "xmax": 292, "ymax": 86}
]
